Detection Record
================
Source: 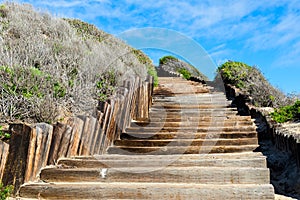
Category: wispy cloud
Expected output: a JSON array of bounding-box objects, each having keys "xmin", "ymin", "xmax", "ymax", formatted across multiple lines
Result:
[{"xmin": 3, "ymin": 0, "xmax": 300, "ymax": 91}]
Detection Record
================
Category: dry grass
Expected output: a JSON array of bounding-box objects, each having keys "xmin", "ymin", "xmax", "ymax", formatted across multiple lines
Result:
[{"xmin": 0, "ymin": 2, "xmax": 149, "ymax": 123}]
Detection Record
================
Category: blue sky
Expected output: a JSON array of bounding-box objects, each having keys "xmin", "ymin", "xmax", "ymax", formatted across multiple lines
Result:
[{"xmin": 7, "ymin": 0, "xmax": 300, "ymax": 94}]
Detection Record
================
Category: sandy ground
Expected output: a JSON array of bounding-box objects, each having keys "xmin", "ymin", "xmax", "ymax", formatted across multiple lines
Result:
[
  {"xmin": 259, "ymin": 139, "xmax": 300, "ymax": 199},
  {"xmin": 275, "ymin": 194, "xmax": 297, "ymax": 200}
]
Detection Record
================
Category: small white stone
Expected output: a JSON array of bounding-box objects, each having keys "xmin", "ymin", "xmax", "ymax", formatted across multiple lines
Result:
[{"xmin": 100, "ymin": 168, "xmax": 108, "ymax": 179}]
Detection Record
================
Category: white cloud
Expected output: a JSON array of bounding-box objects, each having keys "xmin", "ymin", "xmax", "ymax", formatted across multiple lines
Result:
[{"xmin": 11, "ymin": 0, "xmax": 300, "ymax": 70}]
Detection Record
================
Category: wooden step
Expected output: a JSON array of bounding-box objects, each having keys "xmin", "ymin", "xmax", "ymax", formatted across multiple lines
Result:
[
  {"xmin": 149, "ymin": 111, "xmax": 238, "ymax": 117},
  {"xmin": 40, "ymin": 166, "xmax": 269, "ymax": 184},
  {"xmin": 58, "ymin": 157, "xmax": 267, "ymax": 168},
  {"xmin": 125, "ymin": 126, "xmax": 257, "ymax": 133},
  {"xmin": 143, "ymin": 116, "xmax": 253, "ymax": 123},
  {"xmin": 74, "ymin": 152, "xmax": 266, "ymax": 160},
  {"xmin": 151, "ymin": 104, "xmax": 228, "ymax": 110},
  {"xmin": 114, "ymin": 138, "xmax": 258, "ymax": 147},
  {"xmin": 121, "ymin": 131, "xmax": 257, "ymax": 140},
  {"xmin": 150, "ymin": 107, "xmax": 237, "ymax": 112},
  {"xmin": 107, "ymin": 145, "xmax": 259, "ymax": 154},
  {"xmin": 152, "ymin": 99, "xmax": 229, "ymax": 103},
  {"xmin": 130, "ymin": 121, "xmax": 254, "ymax": 127}
]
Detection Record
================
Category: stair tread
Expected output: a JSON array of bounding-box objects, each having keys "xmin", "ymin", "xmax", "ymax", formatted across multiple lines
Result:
[
  {"xmin": 72, "ymin": 151, "xmax": 265, "ymax": 160},
  {"xmin": 107, "ymin": 145, "xmax": 259, "ymax": 155},
  {"xmin": 19, "ymin": 182, "xmax": 275, "ymax": 200},
  {"xmin": 58, "ymin": 157, "xmax": 267, "ymax": 168},
  {"xmin": 40, "ymin": 166, "xmax": 270, "ymax": 184}
]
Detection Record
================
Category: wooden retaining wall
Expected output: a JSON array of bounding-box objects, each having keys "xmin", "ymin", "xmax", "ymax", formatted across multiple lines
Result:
[
  {"xmin": 224, "ymin": 83, "xmax": 300, "ymax": 168},
  {"xmin": 0, "ymin": 75, "xmax": 153, "ymax": 194},
  {"xmin": 273, "ymin": 126, "xmax": 300, "ymax": 167}
]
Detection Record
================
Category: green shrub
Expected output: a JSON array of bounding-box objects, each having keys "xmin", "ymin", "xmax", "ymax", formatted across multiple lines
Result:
[
  {"xmin": 159, "ymin": 55, "xmax": 178, "ymax": 65},
  {"xmin": 177, "ymin": 68, "xmax": 191, "ymax": 80},
  {"xmin": 0, "ymin": 126, "xmax": 10, "ymax": 139},
  {"xmin": 0, "ymin": 183, "xmax": 13, "ymax": 200},
  {"xmin": 65, "ymin": 18, "xmax": 108, "ymax": 42},
  {"xmin": 132, "ymin": 49, "xmax": 152, "ymax": 65},
  {"xmin": 218, "ymin": 61, "xmax": 251, "ymax": 89},
  {"xmin": 96, "ymin": 70, "xmax": 117, "ymax": 102},
  {"xmin": 147, "ymin": 65, "xmax": 158, "ymax": 87},
  {"xmin": 0, "ymin": 4, "xmax": 8, "ymax": 18},
  {"xmin": 218, "ymin": 61, "xmax": 289, "ymax": 108},
  {"xmin": 0, "ymin": 65, "xmax": 68, "ymax": 122},
  {"xmin": 271, "ymin": 100, "xmax": 300, "ymax": 123}
]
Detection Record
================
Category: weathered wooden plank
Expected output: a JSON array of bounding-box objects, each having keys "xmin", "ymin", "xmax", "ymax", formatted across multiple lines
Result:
[
  {"xmin": 32, "ymin": 123, "xmax": 53, "ymax": 180},
  {"xmin": 47, "ymin": 122, "xmax": 68, "ymax": 165},
  {"xmin": 24, "ymin": 127, "xmax": 37, "ymax": 182},
  {"xmin": 40, "ymin": 166, "xmax": 270, "ymax": 184},
  {"xmin": 31, "ymin": 127, "xmax": 43, "ymax": 181},
  {"xmin": 123, "ymin": 79, "xmax": 135, "ymax": 132},
  {"xmin": 93, "ymin": 112, "xmax": 104, "ymax": 155},
  {"xmin": 58, "ymin": 157, "xmax": 267, "ymax": 169},
  {"xmin": 130, "ymin": 77, "xmax": 140, "ymax": 120},
  {"xmin": 107, "ymin": 144, "xmax": 259, "ymax": 155},
  {"xmin": 78, "ymin": 116, "xmax": 90, "ymax": 156},
  {"xmin": 114, "ymin": 138, "xmax": 258, "ymax": 147},
  {"xmin": 2, "ymin": 123, "xmax": 32, "ymax": 194},
  {"xmin": 56, "ymin": 126, "xmax": 72, "ymax": 159},
  {"xmin": 67, "ymin": 117, "xmax": 84, "ymax": 157},
  {"xmin": 19, "ymin": 182, "xmax": 275, "ymax": 200},
  {"xmin": 90, "ymin": 117, "xmax": 102, "ymax": 155},
  {"xmin": 0, "ymin": 141, "xmax": 9, "ymax": 180},
  {"xmin": 83, "ymin": 116, "xmax": 97, "ymax": 155},
  {"xmin": 102, "ymin": 99, "xmax": 116, "ymax": 153},
  {"xmin": 98, "ymin": 103, "xmax": 111, "ymax": 155},
  {"xmin": 106, "ymin": 97, "xmax": 121, "ymax": 146}
]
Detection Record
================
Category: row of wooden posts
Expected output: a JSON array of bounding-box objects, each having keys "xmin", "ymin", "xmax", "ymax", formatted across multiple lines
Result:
[
  {"xmin": 272, "ymin": 127, "xmax": 300, "ymax": 167},
  {"xmin": 224, "ymin": 83, "xmax": 300, "ymax": 169},
  {"xmin": 0, "ymin": 75, "xmax": 153, "ymax": 194}
]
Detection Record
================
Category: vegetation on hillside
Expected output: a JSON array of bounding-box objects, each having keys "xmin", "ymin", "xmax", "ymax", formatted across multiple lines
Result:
[
  {"xmin": 159, "ymin": 55, "xmax": 178, "ymax": 65},
  {"xmin": 218, "ymin": 61, "xmax": 290, "ymax": 108},
  {"xmin": 159, "ymin": 55, "xmax": 208, "ymax": 81},
  {"xmin": 132, "ymin": 49, "xmax": 158, "ymax": 86},
  {"xmin": 0, "ymin": 2, "xmax": 153, "ymax": 124},
  {"xmin": 271, "ymin": 101, "xmax": 300, "ymax": 123},
  {"xmin": 177, "ymin": 68, "xmax": 191, "ymax": 80},
  {"xmin": 0, "ymin": 183, "xmax": 13, "ymax": 200}
]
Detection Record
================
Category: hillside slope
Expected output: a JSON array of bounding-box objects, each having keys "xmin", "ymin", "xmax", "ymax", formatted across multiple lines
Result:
[
  {"xmin": 218, "ymin": 61, "xmax": 291, "ymax": 108},
  {"xmin": 0, "ymin": 2, "xmax": 153, "ymax": 124},
  {"xmin": 157, "ymin": 55, "xmax": 208, "ymax": 81}
]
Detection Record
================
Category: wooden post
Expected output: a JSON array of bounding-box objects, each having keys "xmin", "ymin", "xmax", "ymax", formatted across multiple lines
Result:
[
  {"xmin": 90, "ymin": 115, "xmax": 102, "ymax": 155},
  {"xmin": 66, "ymin": 117, "xmax": 84, "ymax": 157},
  {"xmin": 0, "ymin": 141, "xmax": 9, "ymax": 180},
  {"xmin": 78, "ymin": 116, "xmax": 90, "ymax": 156},
  {"xmin": 93, "ymin": 112, "xmax": 104, "ymax": 155},
  {"xmin": 56, "ymin": 126, "xmax": 72, "ymax": 159},
  {"xmin": 83, "ymin": 116, "xmax": 97, "ymax": 156},
  {"xmin": 102, "ymin": 99, "xmax": 115, "ymax": 153},
  {"xmin": 30, "ymin": 123, "xmax": 53, "ymax": 181},
  {"xmin": 2, "ymin": 124, "xmax": 32, "ymax": 195},
  {"xmin": 99, "ymin": 103, "xmax": 111, "ymax": 154},
  {"xmin": 47, "ymin": 122, "xmax": 68, "ymax": 165}
]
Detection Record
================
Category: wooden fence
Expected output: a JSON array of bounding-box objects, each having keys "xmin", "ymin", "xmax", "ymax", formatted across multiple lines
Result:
[
  {"xmin": 273, "ymin": 126, "xmax": 300, "ymax": 167},
  {"xmin": 0, "ymin": 75, "xmax": 153, "ymax": 194},
  {"xmin": 224, "ymin": 83, "xmax": 300, "ymax": 169}
]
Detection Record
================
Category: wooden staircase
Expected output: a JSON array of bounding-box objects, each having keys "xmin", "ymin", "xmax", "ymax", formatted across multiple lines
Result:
[{"xmin": 18, "ymin": 77, "xmax": 275, "ymax": 199}]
